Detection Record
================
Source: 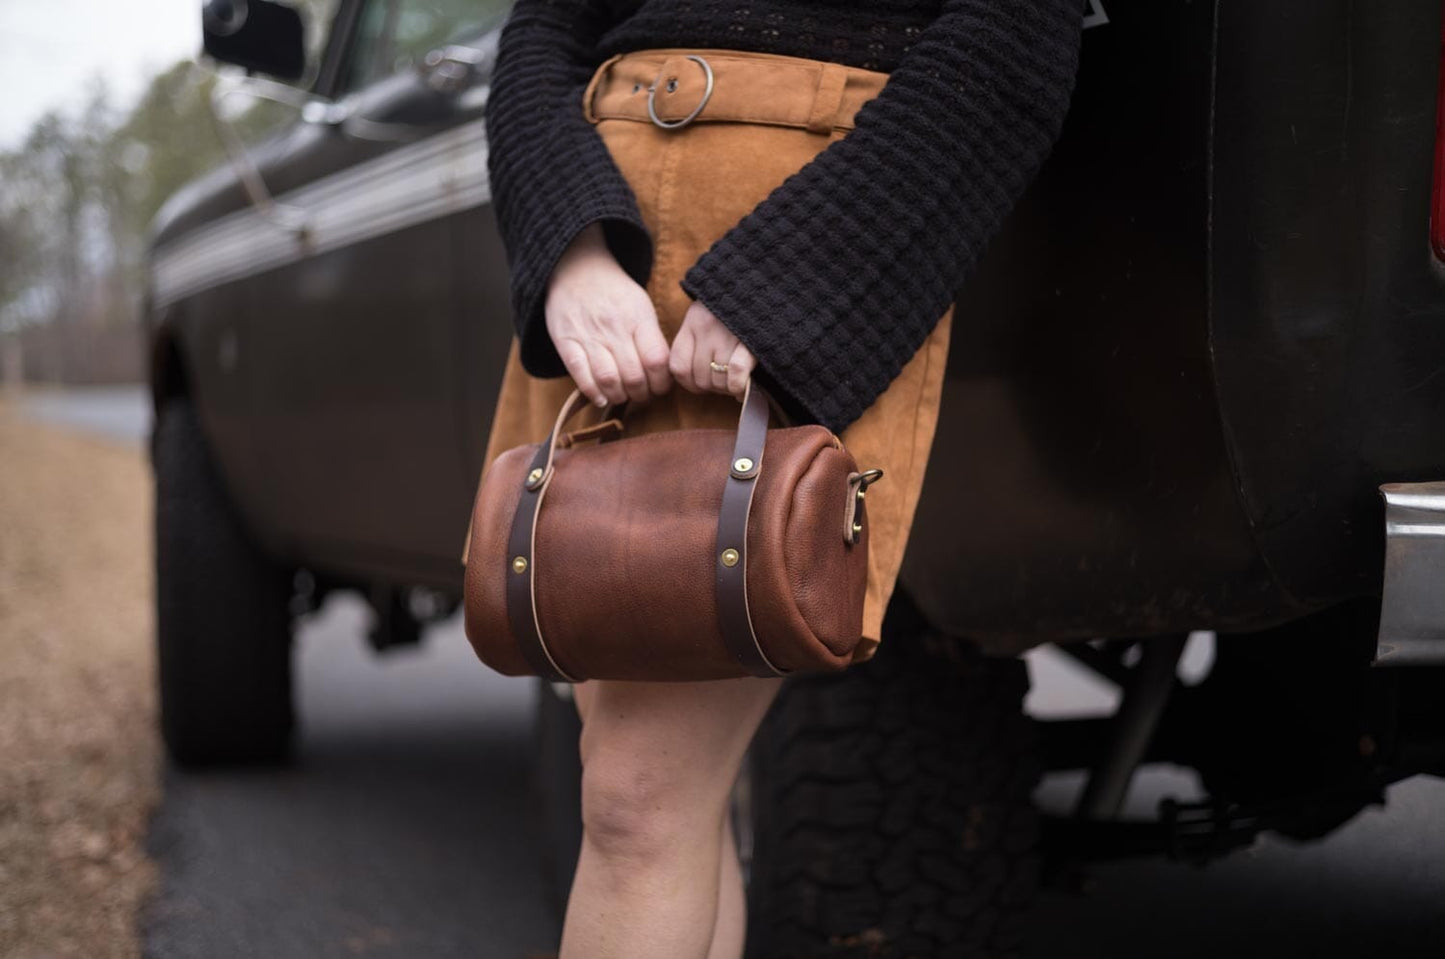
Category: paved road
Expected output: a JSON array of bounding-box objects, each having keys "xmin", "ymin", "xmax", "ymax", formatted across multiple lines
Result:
[
  {"xmin": 1026, "ymin": 646, "xmax": 1445, "ymax": 959},
  {"xmin": 143, "ymin": 595, "xmax": 559, "ymax": 959},
  {"xmin": 138, "ymin": 598, "xmax": 1445, "ymax": 959},
  {"xmin": 23, "ymin": 388, "xmax": 1445, "ymax": 957},
  {"xmin": 18, "ymin": 384, "xmax": 150, "ymax": 446}
]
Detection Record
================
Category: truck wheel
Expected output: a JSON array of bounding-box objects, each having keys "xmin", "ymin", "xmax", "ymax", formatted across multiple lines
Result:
[
  {"xmin": 745, "ymin": 597, "xmax": 1041, "ymax": 959},
  {"xmin": 153, "ymin": 396, "xmax": 295, "ymax": 766}
]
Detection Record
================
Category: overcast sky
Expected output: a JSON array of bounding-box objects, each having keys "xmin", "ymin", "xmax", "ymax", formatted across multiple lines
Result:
[{"xmin": 0, "ymin": 0, "xmax": 202, "ymax": 149}]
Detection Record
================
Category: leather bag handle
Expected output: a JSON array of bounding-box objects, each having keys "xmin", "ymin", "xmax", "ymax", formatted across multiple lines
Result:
[
  {"xmin": 713, "ymin": 377, "xmax": 787, "ymax": 676},
  {"xmin": 503, "ymin": 376, "xmax": 787, "ymax": 681}
]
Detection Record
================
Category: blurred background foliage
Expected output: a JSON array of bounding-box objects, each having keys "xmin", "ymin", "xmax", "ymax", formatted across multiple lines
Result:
[{"xmin": 0, "ymin": 0, "xmax": 338, "ymax": 384}]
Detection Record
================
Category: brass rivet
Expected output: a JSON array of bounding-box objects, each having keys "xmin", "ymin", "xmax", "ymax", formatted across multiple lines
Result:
[
  {"xmin": 856, "ymin": 488, "xmax": 866, "ymax": 502},
  {"xmin": 852, "ymin": 522, "xmax": 863, "ymax": 537},
  {"xmin": 527, "ymin": 467, "xmax": 543, "ymax": 484},
  {"xmin": 511, "ymin": 555, "xmax": 528, "ymax": 573},
  {"xmin": 720, "ymin": 548, "xmax": 739, "ymax": 567},
  {"xmin": 734, "ymin": 457, "xmax": 754, "ymax": 473}
]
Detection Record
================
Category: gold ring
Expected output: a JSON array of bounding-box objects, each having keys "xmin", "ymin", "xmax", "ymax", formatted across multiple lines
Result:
[{"xmin": 709, "ymin": 360, "xmax": 729, "ymax": 374}]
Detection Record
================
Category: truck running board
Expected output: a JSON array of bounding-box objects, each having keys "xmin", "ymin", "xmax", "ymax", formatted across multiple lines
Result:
[{"xmin": 1376, "ymin": 481, "xmax": 1445, "ymax": 666}]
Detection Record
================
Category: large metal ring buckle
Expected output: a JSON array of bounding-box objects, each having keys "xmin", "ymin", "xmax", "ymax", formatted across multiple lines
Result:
[{"xmin": 647, "ymin": 54, "xmax": 714, "ymax": 130}]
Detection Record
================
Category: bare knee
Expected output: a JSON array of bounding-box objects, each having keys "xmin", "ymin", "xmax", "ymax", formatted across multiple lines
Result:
[
  {"xmin": 579, "ymin": 744, "xmax": 722, "ymax": 866},
  {"xmin": 573, "ymin": 679, "xmax": 781, "ymax": 866}
]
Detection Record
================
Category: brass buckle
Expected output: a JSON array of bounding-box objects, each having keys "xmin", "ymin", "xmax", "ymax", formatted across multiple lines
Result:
[
  {"xmin": 846, "ymin": 468, "xmax": 885, "ymax": 545},
  {"xmin": 647, "ymin": 54, "xmax": 714, "ymax": 130}
]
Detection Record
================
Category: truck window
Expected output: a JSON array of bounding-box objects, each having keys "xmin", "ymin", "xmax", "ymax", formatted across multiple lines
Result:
[{"xmin": 341, "ymin": 0, "xmax": 511, "ymax": 93}]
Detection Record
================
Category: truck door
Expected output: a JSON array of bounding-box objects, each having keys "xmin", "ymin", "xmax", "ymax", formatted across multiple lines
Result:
[{"xmin": 237, "ymin": 0, "xmax": 507, "ymax": 583}]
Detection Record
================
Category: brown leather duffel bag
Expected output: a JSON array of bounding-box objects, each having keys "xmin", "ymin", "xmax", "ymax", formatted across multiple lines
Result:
[{"xmin": 460, "ymin": 378, "xmax": 884, "ymax": 682}]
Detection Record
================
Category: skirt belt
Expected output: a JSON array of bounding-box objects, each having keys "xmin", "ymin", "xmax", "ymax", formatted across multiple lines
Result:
[{"xmin": 583, "ymin": 47, "xmax": 891, "ymax": 134}]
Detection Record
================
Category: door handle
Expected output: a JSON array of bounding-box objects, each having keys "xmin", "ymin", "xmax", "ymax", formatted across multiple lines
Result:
[{"xmin": 420, "ymin": 44, "xmax": 489, "ymax": 95}]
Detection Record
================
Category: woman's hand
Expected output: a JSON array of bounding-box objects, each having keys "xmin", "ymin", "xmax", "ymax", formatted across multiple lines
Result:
[
  {"xmin": 545, "ymin": 223, "xmax": 673, "ymax": 408},
  {"xmin": 669, "ymin": 299, "xmax": 757, "ymax": 399}
]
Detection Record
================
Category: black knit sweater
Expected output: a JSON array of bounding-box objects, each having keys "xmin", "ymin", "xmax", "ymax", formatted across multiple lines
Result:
[{"xmin": 484, "ymin": 0, "xmax": 1084, "ymax": 434}]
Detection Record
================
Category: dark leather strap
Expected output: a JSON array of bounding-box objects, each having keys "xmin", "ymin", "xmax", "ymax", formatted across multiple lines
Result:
[
  {"xmin": 504, "ymin": 390, "xmax": 601, "ymax": 683},
  {"xmin": 714, "ymin": 379, "xmax": 787, "ymax": 677}
]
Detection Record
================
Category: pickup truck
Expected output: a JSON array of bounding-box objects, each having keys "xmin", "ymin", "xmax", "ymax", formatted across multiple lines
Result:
[{"xmin": 147, "ymin": 1, "xmax": 1445, "ymax": 956}]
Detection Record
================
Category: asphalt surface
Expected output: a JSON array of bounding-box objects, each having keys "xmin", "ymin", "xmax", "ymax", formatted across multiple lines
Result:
[
  {"xmin": 23, "ymin": 388, "xmax": 1445, "ymax": 958},
  {"xmin": 1026, "ymin": 646, "xmax": 1445, "ymax": 959},
  {"xmin": 19, "ymin": 384, "xmax": 151, "ymax": 446},
  {"xmin": 142, "ymin": 597, "xmax": 558, "ymax": 959},
  {"xmin": 135, "ymin": 602, "xmax": 1445, "ymax": 959}
]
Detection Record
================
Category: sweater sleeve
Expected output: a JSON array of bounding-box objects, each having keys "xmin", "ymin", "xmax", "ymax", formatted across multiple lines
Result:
[
  {"xmin": 678, "ymin": 0, "xmax": 1084, "ymax": 434},
  {"xmin": 485, "ymin": 0, "xmax": 653, "ymax": 378}
]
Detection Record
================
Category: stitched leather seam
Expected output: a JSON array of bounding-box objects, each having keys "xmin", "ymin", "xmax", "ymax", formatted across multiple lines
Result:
[
  {"xmin": 738, "ymin": 446, "xmax": 783, "ymax": 674},
  {"xmin": 527, "ymin": 475, "xmax": 578, "ymax": 682}
]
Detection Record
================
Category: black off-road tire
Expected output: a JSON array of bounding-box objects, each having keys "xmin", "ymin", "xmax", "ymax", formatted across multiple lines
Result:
[
  {"xmin": 745, "ymin": 593, "xmax": 1042, "ymax": 959},
  {"xmin": 153, "ymin": 397, "xmax": 295, "ymax": 766}
]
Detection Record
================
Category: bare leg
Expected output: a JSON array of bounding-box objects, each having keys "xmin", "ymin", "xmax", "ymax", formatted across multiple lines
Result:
[
  {"xmin": 562, "ymin": 677, "xmax": 782, "ymax": 959},
  {"xmin": 570, "ymin": 686, "xmax": 751, "ymax": 959},
  {"xmin": 706, "ymin": 815, "xmax": 747, "ymax": 959}
]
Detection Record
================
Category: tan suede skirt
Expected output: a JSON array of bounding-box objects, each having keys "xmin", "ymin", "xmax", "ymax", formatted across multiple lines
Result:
[{"xmin": 479, "ymin": 47, "xmax": 954, "ymax": 660}]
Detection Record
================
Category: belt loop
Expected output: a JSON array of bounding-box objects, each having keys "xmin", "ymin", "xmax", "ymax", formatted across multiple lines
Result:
[
  {"xmin": 582, "ymin": 53, "xmax": 626, "ymax": 124},
  {"xmin": 805, "ymin": 62, "xmax": 848, "ymax": 134}
]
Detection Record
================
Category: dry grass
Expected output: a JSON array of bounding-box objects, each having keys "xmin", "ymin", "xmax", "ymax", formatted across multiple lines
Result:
[{"xmin": 0, "ymin": 394, "xmax": 159, "ymax": 959}]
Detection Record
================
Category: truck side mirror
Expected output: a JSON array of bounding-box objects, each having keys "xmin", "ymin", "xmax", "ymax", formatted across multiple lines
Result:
[{"xmin": 202, "ymin": 0, "xmax": 306, "ymax": 82}]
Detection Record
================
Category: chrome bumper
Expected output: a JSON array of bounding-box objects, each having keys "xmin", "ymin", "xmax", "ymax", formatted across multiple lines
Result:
[{"xmin": 1376, "ymin": 481, "xmax": 1445, "ymax": 666}]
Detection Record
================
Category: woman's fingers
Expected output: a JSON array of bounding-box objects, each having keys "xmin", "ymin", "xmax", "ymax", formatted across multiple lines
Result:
[
  {"xmin": 608, "ymin": 341, "xmax": 649, "ymax": 406},
  {"xmin": 671, "ymin": 300, "xmax": 757, "ymax": 397},
  {"xmin": 606, "ymin": 283, "xmax": 668, "ymax": 406},
  {"xmin": 669, "ymin": 325, "xmax": 699, "ymax": 393},
  {"xmin": 554, "ymin": 337, "xmax": 605, "ymax": 408},
  {"xmin": 724, "ymin": 341, "xmax": 756, "ymax": 399},
  {"xmin": 707, "ymin": 340, "xmax": 736, "ymax": 393},
  {"xmin": 587, "ymin": 343, "xmax": 627, "ymax": 408},
  {"xmin": 544, "ymin": 253, "xmax": 760, "ymax": 407},
  {"xmin": 693, "ymin": 336, "xmax": 719, "ymax": 396},
  {"xmin": 544, "ymin": 253, "xmax": 674, "ymax": 408},
  {"xmin": 633, "ymin": 322, "xmax": 674, "ymax": 398}
]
